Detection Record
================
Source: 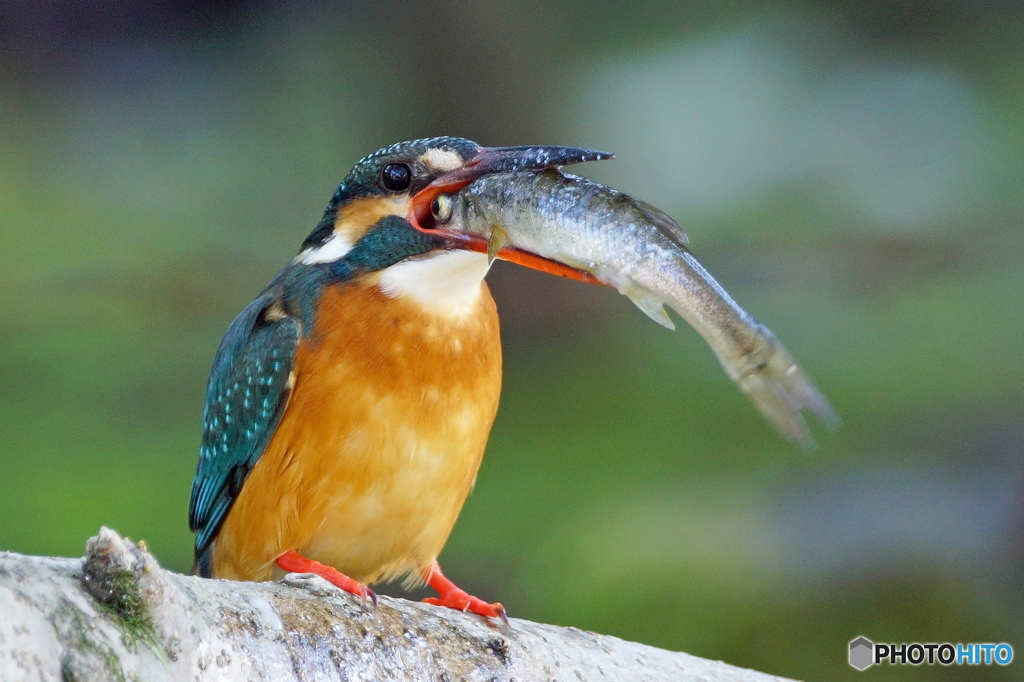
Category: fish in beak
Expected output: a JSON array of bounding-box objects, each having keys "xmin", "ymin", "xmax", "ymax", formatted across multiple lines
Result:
[
  {"xmin": 409, "ymin": 144, "xmax": 613, "ymax": 283},
  {"xmin": 413, "ymin": 164, "xmax": 839, "ymax": 450}
]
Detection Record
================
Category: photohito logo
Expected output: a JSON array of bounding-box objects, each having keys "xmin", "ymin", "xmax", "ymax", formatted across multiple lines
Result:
[{"xmin": 849, "ymin": 637, "xmax": 1014, "ymax": 670}]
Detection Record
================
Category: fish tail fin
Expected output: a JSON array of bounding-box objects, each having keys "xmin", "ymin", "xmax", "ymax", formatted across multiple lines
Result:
[{"xmin": 732, "ymin": 333, "xmax": 840, "ymax": 451}]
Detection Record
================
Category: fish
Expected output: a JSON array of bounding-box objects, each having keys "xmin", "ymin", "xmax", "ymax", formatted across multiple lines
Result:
[{"xmin": 416, "ymin": 168, "xmax": 839, "ymax": 450}]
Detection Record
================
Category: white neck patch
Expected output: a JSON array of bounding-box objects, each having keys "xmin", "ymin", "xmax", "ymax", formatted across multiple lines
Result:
[
  {"xmin": 295, "ymin": 232, "xmax": 355, "ymax": 265},
  {"xmin": 379, "ymin": 251, "xmax": 490, "ymax": 316}
]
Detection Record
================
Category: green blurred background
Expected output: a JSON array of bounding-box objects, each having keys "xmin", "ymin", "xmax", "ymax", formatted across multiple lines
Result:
[{"xmin": 1, "ymin": 1, "xmax": 1022, "ymax": 679}]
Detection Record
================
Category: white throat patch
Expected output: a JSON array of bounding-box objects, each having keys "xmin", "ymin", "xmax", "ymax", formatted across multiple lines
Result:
[{"xmin": 379, "ymin": 251, "xmax": 490, "ymax": 316}]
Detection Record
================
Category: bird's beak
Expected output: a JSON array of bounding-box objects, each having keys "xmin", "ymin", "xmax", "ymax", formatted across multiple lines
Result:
[{"xmin": 408, "ymin": 145, "xmax": 612, "ymax": 229}]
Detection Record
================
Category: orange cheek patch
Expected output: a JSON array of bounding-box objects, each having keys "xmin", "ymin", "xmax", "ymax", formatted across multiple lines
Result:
[{"xmin": 334, "ymin": 195, "xmax": 410, "ymax": 242}]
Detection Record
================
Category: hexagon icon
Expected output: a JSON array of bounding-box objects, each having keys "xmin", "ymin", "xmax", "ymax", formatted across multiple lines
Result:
[{"xmin": 849, "ymin": 637, "xmax": 874, "ymax": 670}]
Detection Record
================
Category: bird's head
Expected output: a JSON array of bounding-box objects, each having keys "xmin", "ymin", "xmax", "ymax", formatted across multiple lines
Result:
[{"xmin": 294, "ymin": 137, "xmax": 608, "ymax": 314}]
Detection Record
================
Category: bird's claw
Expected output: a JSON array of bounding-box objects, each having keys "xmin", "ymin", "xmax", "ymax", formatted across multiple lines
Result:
[
  {"xmin": 276, "ymin": 550, "xmax": 376, "ymax": 609},
  {"xmin": 362, "ymin": 586, "xmax": 379, "ymax": 609},
  {"xmin": 423, "ymin": 593, "xmax": 506, "ymax": 622},
  {"xmin": 421, "ymin": 559, "xmax": 506, "ymax": 622}
]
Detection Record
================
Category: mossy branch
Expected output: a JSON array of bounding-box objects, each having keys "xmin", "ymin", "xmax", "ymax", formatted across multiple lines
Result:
[{"xmin": 0, "ymin": 528, "xmax": 796, "ymax": 681}]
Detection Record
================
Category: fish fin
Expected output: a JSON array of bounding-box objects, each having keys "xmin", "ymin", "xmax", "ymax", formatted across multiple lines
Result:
[
  {"xmin": 627, "ymin": 196, "xmax": 689, "ymax": 248},
  {"xmin": 487, "ymin": 225, "xmax": 509, "ymax": 266},
  {"xmin": 624, "ymin": 287, "xmax": 676, "ymax": 330}
]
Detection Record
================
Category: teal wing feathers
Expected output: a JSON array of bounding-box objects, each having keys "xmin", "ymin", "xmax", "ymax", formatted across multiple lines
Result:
[{"xmin": 187, "ymin": 293, "xmax": 299, "ymax": 574}]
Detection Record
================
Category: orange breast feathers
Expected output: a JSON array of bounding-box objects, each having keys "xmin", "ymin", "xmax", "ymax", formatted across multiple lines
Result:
[{"xmin": 211, "ymin": 280, "xmax": 502, "ymax": 585}]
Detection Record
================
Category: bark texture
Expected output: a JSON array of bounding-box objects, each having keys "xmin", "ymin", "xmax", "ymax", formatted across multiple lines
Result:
[{"xmin": 0, "ymin": 528, "xmax": 795, "ymax": 681}]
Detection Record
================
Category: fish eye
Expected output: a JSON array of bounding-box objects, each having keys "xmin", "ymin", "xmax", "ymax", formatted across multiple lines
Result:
[
  {"xmin": 430, "ymin": 194, "xmax": 453, "ymax": 223},
  {"xmin": 380, "ymin": 163, "xmax": 411, "ymax": 192}
]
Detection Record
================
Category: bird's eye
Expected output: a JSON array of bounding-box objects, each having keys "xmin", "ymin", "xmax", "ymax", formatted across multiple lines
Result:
[
  {"xmin": 430, "ymin": 194, "xmax": 454, "ymax": 223},
  {"xmin": 381, "ymin": 163, "xmax": 411, "ymax": 192}
]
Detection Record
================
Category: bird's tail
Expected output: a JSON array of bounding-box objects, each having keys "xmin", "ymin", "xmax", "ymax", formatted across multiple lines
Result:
[{"xmin": 193, "ymin": 544, "xmax": 214, "ymax": 578}]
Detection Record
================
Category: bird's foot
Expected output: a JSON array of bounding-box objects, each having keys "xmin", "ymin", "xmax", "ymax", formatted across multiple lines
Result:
[
  {"xmin": 276, "ymin": 550, "xmax": 377, "ymax": 607},
  {"xmin": 422, "ymin": 560, "xmax": 507, "ymax": 622}
]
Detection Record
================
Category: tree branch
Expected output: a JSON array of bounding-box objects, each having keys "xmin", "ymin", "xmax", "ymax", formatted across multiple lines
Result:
[{"xmin": 0, "ymin": 528, "xmax": 795, "ymax": 681}]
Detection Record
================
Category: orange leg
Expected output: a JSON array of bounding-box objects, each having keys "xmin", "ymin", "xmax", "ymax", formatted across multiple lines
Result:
[
  {"xmin": 276, "ymin": 550, "xmax": 377, "ymax": 607},
  {"xmin": 422, "ymin": 560, "xmax": 506, "ymax": 622}
]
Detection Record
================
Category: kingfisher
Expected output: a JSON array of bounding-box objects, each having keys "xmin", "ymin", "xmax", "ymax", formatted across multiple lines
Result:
[{"xmin": 188, "ymin": 137, "xmax": 610, "ymax": 619}]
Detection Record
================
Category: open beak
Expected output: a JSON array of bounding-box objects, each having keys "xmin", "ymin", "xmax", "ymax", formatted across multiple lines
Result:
[
  {"xmin": 409, "ymin": 144, "xmax": 611, "ymax": 228},
  {"xmin": 408, "ymin": 144, "xmax": 613, "ymax": 284}
]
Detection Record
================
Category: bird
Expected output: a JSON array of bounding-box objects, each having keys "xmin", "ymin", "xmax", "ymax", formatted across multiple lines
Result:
[{"xmin": 188, "ymin": 137, "xmax": 609, "ymax": 619}]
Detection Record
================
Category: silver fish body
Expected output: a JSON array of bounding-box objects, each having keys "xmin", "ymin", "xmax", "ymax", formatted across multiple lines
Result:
[{"xmin": 445, "ymin": 169, "xmax": 838, "ymax": 449}]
